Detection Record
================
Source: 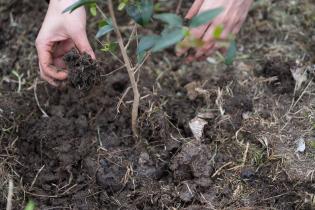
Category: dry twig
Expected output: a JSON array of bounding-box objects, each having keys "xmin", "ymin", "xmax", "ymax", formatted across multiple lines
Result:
[{"xmin": 108, "ymin": 0, "xmax": 140, "ymax": 137}]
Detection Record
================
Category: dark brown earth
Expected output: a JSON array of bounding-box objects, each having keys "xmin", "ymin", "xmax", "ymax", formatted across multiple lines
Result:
[
  {"xmin": 64, "ymin": 49, "xmax": 100, "ymax": 90},
  {"xmin": 1, "ymin": 0, "xmax": 315, "ymax": 210}
]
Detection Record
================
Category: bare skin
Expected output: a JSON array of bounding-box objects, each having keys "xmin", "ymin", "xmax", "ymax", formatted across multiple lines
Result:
[
  {"xmin": 36, "ymin": 0, "xmax": 252, "ymax": 86},
  {"xmin": 178, "ymin": 0, "xmax": 253, "ymax": 61},
  {"xmin": 36, "ymin": 0, "xmax": 95, "ymax": 86}
]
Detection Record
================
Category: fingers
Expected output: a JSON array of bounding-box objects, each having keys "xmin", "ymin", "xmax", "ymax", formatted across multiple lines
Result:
[
  {"xmin": 53, "ymin": 39, "xmax": 75, "ymax": 58},
  {"xmin": 72, "ymin": 30, "xmax": 96, "ymax": 59},
  {"xmin": 53, "ymin": 57, "xmax": 67, "ymax": 69},
  {"xmin": 39, "ymin": 63, "xmax": 59, "ymax": 86},
  {"xmin": 186, "ymin": 0, "xmax": 205, "ymax": 19},
  {"xmin": 192, "ymin": 20, "xmax": 236, "ymax": 60},
  {"xmin": 36, "ymin": 40, "xmax": 68, "ymax": 85}
]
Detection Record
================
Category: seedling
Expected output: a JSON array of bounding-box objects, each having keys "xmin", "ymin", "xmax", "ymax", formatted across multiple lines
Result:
[
  {"xmin": 11, "ymin": 70, "xmax": 24, "ymax": 94},
  {"xmin": 24, "ymin": 200, "xmax": 35, "ymax": 210},
  {"xmin": 64, "ymin": 0, "xmax": 237, "ymax": 137}
]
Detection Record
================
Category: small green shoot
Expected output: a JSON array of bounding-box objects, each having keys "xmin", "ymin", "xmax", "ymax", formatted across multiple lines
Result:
[
  {"xmin": 11, "ymin": 70, "xmax": 24, "ymax": 94},
  {"xmin": 25, "ymin": 200, "xmax": 35, "ymax": 210}
]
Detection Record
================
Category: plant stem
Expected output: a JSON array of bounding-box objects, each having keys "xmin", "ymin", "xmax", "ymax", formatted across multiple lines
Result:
[{"xmin": 108, "ymin": 0, "xmax": 140, "ymax": 137}]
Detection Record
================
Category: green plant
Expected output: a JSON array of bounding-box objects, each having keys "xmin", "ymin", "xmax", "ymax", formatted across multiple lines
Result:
[
  {"xmin": 64, "ymin": 0, "xmax": 237, "ymax": 137},
  {"xmin": 24, "ymin": 200, "xmax": 35, "ymax": 210}
]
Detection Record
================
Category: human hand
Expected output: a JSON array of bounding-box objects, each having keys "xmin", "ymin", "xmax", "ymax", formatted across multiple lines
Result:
[
  {"xmin": 36, "ymin": 0, "xmax": 95, "ymax": 86},
  {"xmin": 177, "ymin": 0, "xmax": 253, "ymax": 61}
]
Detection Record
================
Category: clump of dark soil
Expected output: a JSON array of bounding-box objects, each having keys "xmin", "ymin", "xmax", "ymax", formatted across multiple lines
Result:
[
  {"xmin": 1, "ymin": 0, "xmax": 315, "ymax": 209},
  {"xmin": 258, "ymin": 58, "xmax": 295, "ymax": 94},
  {"xmin": 63, "ymin": 49, "xmax": 100, "ymax": 90}
]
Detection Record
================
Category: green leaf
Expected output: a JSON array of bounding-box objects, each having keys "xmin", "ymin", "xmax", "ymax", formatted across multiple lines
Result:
[
  {"xmin": 126, "ymin": 5, "xmax": 142, "ymax": 24},
  {"xmin": 25, "ymin": 200, "xmax": 35, "ymax": 210},
  {"xmin": 141, "ymin": 0, "xmax": 154, "ymax": 25},
  {"xmin": 213, "ymin": 25, "xmax": 224, "ymax": 39},
  {"xmin": 89, "ymin": 4, "xmax": 97, "ymax": 16},
  {"xmin": 96, "ymin": 24, "xmax": 114, "ymax": 38},
  {"xmin": 137, "ymin": 51, "xmax": 146, "ymax": 63},
  {"xmin": 125, "ymin": 0, "xmax": 153, "ymax": 26},
  {"xmin": 101, "ymin": 42, "xmax": 117, "ymax": 52},
  {"xmin": 63, "ymin": 0, "xmax": 97, "ymax": 13},
  {"xmin": 98, "ymin": 20, "xmax": 107, "ymax": 28},
  {"xmin": 118, "ymin": 2, "xmax": 126, "ymax": 11},
  {"xmin": 152, "ymin": 28, "xmax": 185, "ymax": 52},
  {"xmin": 225, "ymin": 40, "xmax": 237, "ymax": 65},
  {"xmin": 189, "ymin": 7, "xmax": 223, "ymax": 28},
  {"xmin": 137, "ymin": 35, "xmax": 159, "ymax": 53},
  {"xmin": 153, "ymin": 13, "xmax": 183, "ymax": 27}
]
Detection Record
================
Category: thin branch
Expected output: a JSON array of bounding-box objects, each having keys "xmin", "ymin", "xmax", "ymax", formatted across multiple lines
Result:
[
  {"xmin": 108, "ymin": 0, "xmax": 140, "ymax": 137},
  {"xmin": 34, "ymin": 78, "xmax": 49, "ymax": 118},
  {"xmin": 100, "ymin": 64, "xmax": 126, "ymax": 77},
  {"xmin": 6, "ymin": 179, "xmax": 13, "ymax": 210},
  {"xmin": 30, "ymin": 165, "xmax": 45, "ymax": 190},
  {"xmin": 125, "ymin": 24, "xmax": 137, "ymax": 50},
  {"xmin": 117, "ymin": 87, "xmax": 131, "ymax": 113},
  {"xmin": 96, "ymin": 4, "xmax": 108, "ymax": 20},
  {"xmin": 176, "ymin": 0, "xmax": 183, "ymax": 14}
]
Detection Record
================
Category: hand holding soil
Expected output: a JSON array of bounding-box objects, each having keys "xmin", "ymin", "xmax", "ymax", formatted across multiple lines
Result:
[
  {"xmin": 35, "ymin": 0, "xmax": 95, "ymax": 86},
  {"xmin": 35, "ymin": 0, "xmax": 252, "ymax": 87}
]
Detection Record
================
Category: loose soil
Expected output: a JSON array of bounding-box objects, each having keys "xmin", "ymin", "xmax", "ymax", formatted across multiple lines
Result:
[{"xmin": 1, "ymin": 0, "xmax": 315, "ymax": 209}]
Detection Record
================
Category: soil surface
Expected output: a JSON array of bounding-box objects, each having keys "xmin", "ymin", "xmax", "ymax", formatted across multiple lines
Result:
[{"xmin": 1, "ymin": 0, "xmax": 315, "ymax": 210}]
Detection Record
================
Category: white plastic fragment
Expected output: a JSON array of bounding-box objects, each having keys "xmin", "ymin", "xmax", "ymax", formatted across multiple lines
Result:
[
  {"xmin": 296, "ymin": 137, "xmax": 306, "ymax": 153},
  {"xmin": 189, "ymin": 117, "xmax": 208, "ymax": 141}
]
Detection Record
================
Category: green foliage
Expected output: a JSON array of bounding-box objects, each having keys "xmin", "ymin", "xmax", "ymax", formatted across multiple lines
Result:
[
  {"xmin": 64, "ymin": 0, "xmax": 237, "ymax": 65},
  {"xmin": 96, "ymin": 19, "xmax": 113, "ymax": 39},
  {"xmin": 96, "ymin": 24, "xmax": 114, "ymax": 38},
  {"xmin": 125, "ymin": 0, "xmax": 153, "ymax": 26},
  {"xmin": 152, "ymin": 28, "xmax": 185, "ymax": 52},
  {"xmin": 224, "ymin": 40, "xmax": 237, "ymax": 65},
  {"xmin": 118, "ymin": 0, "xmax": 129, "ymax": 11},
  {"xmin": 137, "ymin": 35, "xmax": 159, "ymax": 54},
  {"xmin": 153, "ymin": 13, "xmax": 183, "ymax": 27},
  {"xmin": 25, "ymin": 200, "xmax": 35, "ymax": 210},
  {"xmin": 189, "ymin": 7, "xmax": 224, "ymax": 28},
  {"xmin": 63, "ymin": 0, "xmax": 97, "ymax": 13},
  {"xmin": 213, "ymin": 25, "xmax": 224, "ymax": 39},
  {"xmin": 101, "ymin": 42, "xmax": 117, "ymax": 52},
  {"xmin": 89, "ymin": 3, "xmax": 97, "ymax": 16}
]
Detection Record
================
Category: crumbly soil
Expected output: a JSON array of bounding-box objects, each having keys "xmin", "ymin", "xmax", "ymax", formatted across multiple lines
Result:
[
  {"xmin": 64, "ymin": 49, "xmax": 100, "ymax": 90},
  {"xmin": 1, "ymin": 0, "xmax": 315, "ymax": 210}
]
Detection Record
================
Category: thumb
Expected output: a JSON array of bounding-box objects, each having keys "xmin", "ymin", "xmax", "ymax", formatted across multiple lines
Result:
[{"xmin": 72, "ymin": 30, "xmax": 96, "ymax": 59}]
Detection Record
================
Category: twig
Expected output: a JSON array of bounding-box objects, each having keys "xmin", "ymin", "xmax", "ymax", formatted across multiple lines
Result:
[
  {"xmin": 289, "ymin": 80, "xmax": 312, "ymax": 113},
  {"xmin": 6, "ymin": 179, "xmax": 13, "ymax": 210},
  {"xmin": 125, "ymin": 24, "xmax": 137, "ymax": 50},
  {"xmin": 34, "ymin": 78, "xmax": 49, "ymax": 118},
  {"xmin": 242, "ymin": 142, "xmax": 250, "ymax": 167},
  {"xmin": 116, "ymin": 87, "xmax": 131, "ymax": 113},
  {"xmin": 108, "ymin": 0, "xmax": 140, "ymax": 137},
  {"xmin": 211, "ymin": 161, "xmax": 233, "ymax": 178},
  {"xmin": 96, "ymin": 4, "xmax": 108, "ymax": 20},
  {"xmin": 176, "ymin": 0, "xmax": 183, "ymax": 14},
  {"xmin": 100, "ymin": 64, "xmax": 126, "ymax": 77},
  {"xmin": 30, "ymin": 165, "xmax": 45, "ymax": 190},
  {"xmin": 133, "ymin": 52, "xmax": 151, "ymax": 74}
]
